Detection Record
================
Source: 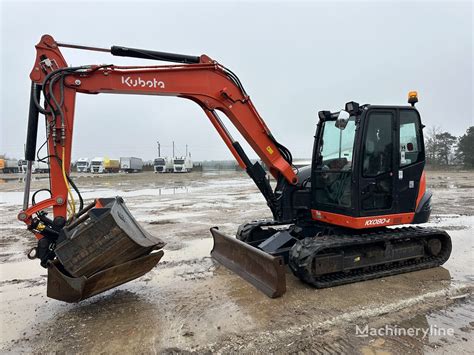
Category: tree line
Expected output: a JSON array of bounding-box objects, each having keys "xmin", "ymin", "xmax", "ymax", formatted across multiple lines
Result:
[{"xmin": 425, "ymin": 126, "xmax": 474, "ymax": 168}]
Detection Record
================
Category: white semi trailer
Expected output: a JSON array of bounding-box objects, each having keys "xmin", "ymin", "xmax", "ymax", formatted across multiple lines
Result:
[
  {"xmin": 120, "ymin": 157, "xmax": 143, "ymax": 173},
  {"xmin": 185, "ymin": 157, "xmax": 193, "ymax": 172},
  {"xmin": 18, "ymin": 160, "xmax": 50, "ymax": 174}
]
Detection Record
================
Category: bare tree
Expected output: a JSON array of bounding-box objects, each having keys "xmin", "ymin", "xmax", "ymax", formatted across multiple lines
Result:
[{"xmin": 425, "ymin": 126, "xmax": 442, "ymax": 165}]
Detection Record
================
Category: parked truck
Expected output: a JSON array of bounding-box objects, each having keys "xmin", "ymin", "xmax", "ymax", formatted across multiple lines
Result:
[
  {"xmin": 153, "ymin": 157, "xmax": 173, "ymax": 173},
  {"xmin": 173, "ymin": 156, "xmax": 193, "ymax": 173},
  {"xmin": 120, "ymin": 157, "xmax": 143, "ymax": 173},
  {"xmin": 105, "ymin": 158, "xmax": 120, "ymax": 173},
  {"xmin": 0, "ymin": 158, "xmax": 19, "ymax": 173},
  {"xmin": 90, "ymin": 157, "xmax": 104, "ymax": 173},
  {"xmin": 76, "ymin": 158, "xmax": 90, "ymax": 173},
  {"xmin": 90, "ymin": 157, "xmax": 120, "ymax": 173},
  {"xmin": 18, "ymin": 159, "xmax": 49, "ymax": 174}
]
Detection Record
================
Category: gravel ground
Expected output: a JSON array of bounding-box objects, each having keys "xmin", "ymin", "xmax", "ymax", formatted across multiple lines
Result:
[{"xmin": 0, "ymin": 170, "xmax": 473, "ymax": 354}]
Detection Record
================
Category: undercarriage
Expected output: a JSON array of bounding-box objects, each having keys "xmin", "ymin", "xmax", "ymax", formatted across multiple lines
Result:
[{"xmin": 210, "ymin": 220, "xmax": 452, "ymax": 296}]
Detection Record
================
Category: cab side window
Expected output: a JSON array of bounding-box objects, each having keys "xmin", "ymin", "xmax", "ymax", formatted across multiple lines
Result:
[
  {"xmin": 399, "ymin": 110, "xmax": 422, "ymax": 167},
  {"xmin": 362, "ymin": 112, "xmax": 393, "ymax": 177}
]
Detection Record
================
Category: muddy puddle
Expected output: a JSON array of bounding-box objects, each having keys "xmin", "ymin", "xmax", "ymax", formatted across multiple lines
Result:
[{"xmin": 1, "ymin": 170, "xmax": 473, "ymax": 353}]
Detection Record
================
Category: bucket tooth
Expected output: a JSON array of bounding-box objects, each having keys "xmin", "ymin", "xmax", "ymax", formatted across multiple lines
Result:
[{"xmin": 210, "ymin": 227, "xmax": 286, "ymax": 298}]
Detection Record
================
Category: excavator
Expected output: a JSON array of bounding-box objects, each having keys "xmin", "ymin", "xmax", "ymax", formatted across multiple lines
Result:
[{"xmin": 18, "ymin": 34, "xmax": 452, "ymax": 302}]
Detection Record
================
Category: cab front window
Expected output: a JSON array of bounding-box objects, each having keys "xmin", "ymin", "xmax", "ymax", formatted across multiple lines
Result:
[
  {"xmin": 314, "ymin": 118, "xmax": 356, "ymax": 208},
  {"xmin": 318, "ymin": 118, "xmax": 356, "ymax": 170}
]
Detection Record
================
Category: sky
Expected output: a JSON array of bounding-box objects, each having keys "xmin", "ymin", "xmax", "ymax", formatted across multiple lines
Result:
[{"xmin": 0, "ymin": 0, "xmax": 472, "ymax": 162}]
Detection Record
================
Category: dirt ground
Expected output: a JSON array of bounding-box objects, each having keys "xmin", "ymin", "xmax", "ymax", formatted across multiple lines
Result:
[{"xmin": 0, "ymin": 170, "xmax": 473, "ymax": 354}]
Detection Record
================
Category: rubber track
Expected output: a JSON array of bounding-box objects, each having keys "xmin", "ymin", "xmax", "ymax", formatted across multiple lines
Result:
[{"xmin": 289, "ymin": 226, "xmax": 452, "ymax": 288}]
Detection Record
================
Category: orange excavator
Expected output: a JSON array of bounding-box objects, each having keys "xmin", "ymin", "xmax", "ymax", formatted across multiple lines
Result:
[{"xmin": 19, "ymin": 35, "xmax": 451, "ymax": 302}]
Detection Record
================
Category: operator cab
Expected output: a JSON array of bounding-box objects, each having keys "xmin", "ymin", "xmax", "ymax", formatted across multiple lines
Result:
[{"xmin": 310, "ymin": 94, "xmax": 429, "ymax": 226}]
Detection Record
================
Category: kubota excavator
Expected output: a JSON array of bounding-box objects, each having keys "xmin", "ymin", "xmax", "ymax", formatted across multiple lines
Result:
[{"xmin": 18, "ymin": 35, "xmax": 452, "ymax": 302}]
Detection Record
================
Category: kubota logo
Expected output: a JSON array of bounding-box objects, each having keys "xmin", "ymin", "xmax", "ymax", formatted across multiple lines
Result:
[
  {"xmin": 121, "ymin": 76, "xmax": 165, "ymax": 89},
  {"xmin": 365, "ymin": 218, "xmax": 391, "ymax": 226}
]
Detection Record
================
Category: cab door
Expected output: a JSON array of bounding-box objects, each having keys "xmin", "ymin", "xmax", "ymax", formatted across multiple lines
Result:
[
  {"xmin": 358, "ymin": 109, "xmax": 397, "ymax": 216},
  {"xmin": 395, "ymin": 109, "xmax": 425, "ymax": 213}
]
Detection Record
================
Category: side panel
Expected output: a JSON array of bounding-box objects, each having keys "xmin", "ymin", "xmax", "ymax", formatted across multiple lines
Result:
[{"xmin": 311, "ymin": 209, "xmax": 414, "ymax": 229}]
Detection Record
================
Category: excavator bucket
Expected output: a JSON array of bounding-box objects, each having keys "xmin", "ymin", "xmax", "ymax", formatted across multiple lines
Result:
[
  {"xmin": 48, "ymin": 197, "xmax": 165, "ymax": 302},
  {"xmin": 47, "ymin": 251, "xmax": 164, "ymax": 302},
  {"xmin": 210, "ymin": 227, "xmax": 286, "ymax": 298}
]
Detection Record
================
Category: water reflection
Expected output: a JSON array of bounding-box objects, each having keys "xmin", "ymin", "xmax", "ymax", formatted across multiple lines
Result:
[
  {"xmin": 0, "ymin": 170, "xmax": 240, "ymax": 184},
  {"xmin": 0, "ymin": 185, "xmax": 191, "ymax": 206},
  {"xmin": 160, "ymin": 186, "xmax": 187, "ymax": 195},
  {"xmin": 0, "ymin": 175, "xmax": 49, "ymax": 183}
]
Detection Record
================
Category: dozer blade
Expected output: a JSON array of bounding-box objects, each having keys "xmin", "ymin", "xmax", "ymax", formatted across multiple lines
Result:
[
  {"xmin": 210, "ymin": 227, "xmax": 286, "ymax": 298},
  {"xmin": 48, "ymin": 196, "xmax": 166, "ymax": 302},
  {"xmin": 47, "ymin": 251, "xmax": 164, "ymax": 302}
]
